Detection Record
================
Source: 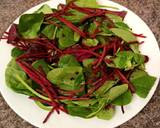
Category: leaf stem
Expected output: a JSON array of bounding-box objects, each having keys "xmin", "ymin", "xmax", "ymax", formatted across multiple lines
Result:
[{"xmin": 16, "ymin": 75, "xmax": 51, "ymax": 101}]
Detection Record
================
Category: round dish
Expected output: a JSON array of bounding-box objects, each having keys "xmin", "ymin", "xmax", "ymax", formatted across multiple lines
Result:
[{"xmin": 0, "ymin": 0, "xmax": 160, "ymax": 128}]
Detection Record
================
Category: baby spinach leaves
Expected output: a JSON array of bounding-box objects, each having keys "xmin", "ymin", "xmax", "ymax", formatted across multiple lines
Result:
[
  {"xmin": 58, "ymin": 54, "xmax": 80, "ymax": 68},
  {"xmin": 11, "ymin": 47, "xmax": 25, "ymax": 57},
  {"xmin": 106, "ymin": 84, "xmax": 128, "ymax": 103},
  {"xmin": 47, "ymin": 55, "xmax": 84, "ymax": 91},
  {"xmin": 35, "ymin": 4, "xmax": 53, "ymax": 14},
  {"xmin": 112, "ymin": 90, "xmax": 132, "ymax": 106},
  {"xmin": 74, "ymin": 0, "xmax": 99, "ymax": 8},
  {"xmin": 18, "ymin": 13, "xmax": 44, "ymax": 39},
  {"xmin": 47, "ymin": 66, "xmax": 84, "ymax": 91},
  {"xmin": 66, "ymin": 105, "xmax": 94, "ymax": 118},
  {"xmin": 82, "ymin": 58, "xmax": 95, "ymax": 68},
  {"xmin": 106, "ymin": 14, "xmax": 123, "ymax": 23},
  {"xmin": 42, "ymin": 25, "xmax": 57, "ymax": 39},
  {"xmin": 64, "ymin": 9, "xmax": 87, "ymax": 23},
  {"xmin": 56, "ymin": 26, "xmax": 78, "ymax": 49},
  {"xmin": 32, "ymin": 59, "xmax": 50, "ymax": 74},
  {"xmin": 83, "ymin": 38, "xmax": 99, "ymax": 47},
  {"xmin": 111, "ymin": 28, "xmax": 137, "ymax": 42},
  {"xmin": 107, "ymin": 51, "xmax": 145, "ymax": 70},
  {"xmin": 5, "ymin": 58, "xmax": 32, "ymax": 95},
  {"xmin": 94, "ymin": 80, "xmax": 117, "ymax": 97},
  {"xmin": 130, "ymin": 70, "xmax": 156, "ymax": 98},
  {"xmin": 97, "ymin": 107, "xmax": 115, "ymax": 120}
]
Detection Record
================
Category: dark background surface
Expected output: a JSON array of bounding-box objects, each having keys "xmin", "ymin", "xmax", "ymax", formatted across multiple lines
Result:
[{"xmin": 0, "ymin": 0, "xmax": 160, "ymax": 128}]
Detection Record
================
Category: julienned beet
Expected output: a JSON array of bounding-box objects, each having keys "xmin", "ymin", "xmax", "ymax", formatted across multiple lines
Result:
[{"xmin": 2, "ymin": 0, "xmax": 156, "ymax": 123}]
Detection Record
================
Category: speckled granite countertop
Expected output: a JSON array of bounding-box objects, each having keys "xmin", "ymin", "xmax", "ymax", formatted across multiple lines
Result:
[{"xmin": 0, "ymin": 0, "xmax": 160, "ymax": 128}]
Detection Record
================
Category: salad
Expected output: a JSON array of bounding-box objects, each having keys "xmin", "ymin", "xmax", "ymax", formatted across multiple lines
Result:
[{"xmin": 1, "ymin": 0, "xmax": 156, "ymax": 123}]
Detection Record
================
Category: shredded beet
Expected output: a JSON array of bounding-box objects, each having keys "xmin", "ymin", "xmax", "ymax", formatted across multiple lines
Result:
[
  {"xmin": 133, "ymin": 33, "xmax": 146, "ymax": 38},
  {"xmin": 144, "ymin": 55, "xmax": 149, "ymax": 63},
  {"xmin": 58, "ymin": 86, "xmax": 84, "ymax": 95},
  {"xmin": 69, "ymin": 3, "xmax": 127, "ymax": 19},
  {"xmin": 83, "ymin": 76, "xmax": 107, "ymax": 97},
  {"xmin": 94, "ymin": 45, "xmax": 107, "ymax": 68},
  {"xmin": 43, "ymin": 107, "xmax": 55, "ymax": 123},
  {"xmin": 47, "ymin": 20, "xmax": 61, "ymax": 28},
  {"xmin": 114, "ymin": 69, "xmax": 136, "ymax": 93},
  {"xmin": 64, "ymin": 48, "xmax": 101, "ymax": 58},
  {"xmin": 17, "ymin": 61, "xmax": 58, "ymax": 99},
  {"xmin": 16, "ymin": 53, "xmax": 49, "ymax": 61},
  {"xmin": 58, "ymin": 96, "xmax": 89, "ymax": 100},
  {"xmin": 56, "ymin": 16, "xmax": 86, "ymax": 38},
  {"xmin": 121, "ymin": 106, "xmax": 125, "ymax": 114}
]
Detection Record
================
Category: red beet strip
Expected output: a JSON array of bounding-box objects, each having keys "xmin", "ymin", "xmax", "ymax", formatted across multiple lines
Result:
[
  {"xmin": 90, "ymin": 45, "xmax": 104, "ymax": 51},
  {"xmin": 139, "ymin": 41, "xmax": 145, "ymax": 45},
  {"xmin": 69, "ymin": 3, "xmax": 127, "ymax": 19},
  {"xmin": 16, "ymin": 53, "xmax": 49, "ymax": 60},
  {"xmin": 59, "ymin": 105, "xmax": 68, "ymax": 113},
  {"xmin": 64, "ymin": 49, "xmax": 100, "ymax": 57},
  {"xmin": 47, "ymin": 20, "xmax": 61, "ymax": 28},
  {"xmin": 58, "ymin": 86, "xmax": 84, "ymax": 95},
  {"xmin": 80, "ymin": 11, "xmax": 105, "ymax": 23},
  {"xmin": 114, "ymin": 69, "xmax": 135, "ymax": 93},
  {"xmin": 94, "ymin": 45, "xmax": 107, "ymax": 68},
  {"xmin": 121, "ymin": 105, "xmax": 125, "ymax": 114},
  {"xmin": 16, "ymin": 61, "xmax": 58, "ymax": 100},
  {"xmin": 17, "ymin": 61, "xmax": 60, "ymax": 122},
  {"xmin": 43, "ymin": 107, "xmax": 55, "ymax": 123},
  {"xmin": 83, "ymin": 77, "xmax": 106, "ymax": 97},
  {"xmin": 133, "ymin": 33, "xmax": 146, "ymax": 38},
  {"xmin": 56, "ymin": 16, "xmax": 86, "ymax": 38},
  {"xmin": 58, "ymin": 96, "xmax": 89, "ymax": 101},
  {"xmin": 30, "ymin": 40, "xmax": 62, "ymax": 54}
]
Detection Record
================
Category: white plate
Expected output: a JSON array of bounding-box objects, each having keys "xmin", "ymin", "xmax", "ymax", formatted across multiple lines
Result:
[{"xmin": 0, "ymin": 0, "xmax": 160, "ymax": 128}]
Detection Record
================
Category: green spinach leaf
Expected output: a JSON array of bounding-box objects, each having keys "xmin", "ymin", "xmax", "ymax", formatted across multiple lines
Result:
[
  {"xmin": 86, "ymin": 99, "xmax": 106, "ymax": 118},
  {"xmin": 130, "ymin": 70, "xmax": 156, "ymax": 98},
  {"xmin": 111, "ymin": 51, "xmax": 145, "ymax": 70},
  {"xmin": 42, "ymin": 25, "xmax": 57, "ymax": 39},
  {"xmin": 82, "ymin": 58, "xmax": 95, "ymax": 68},
  {"xmin": 74, "ymin": 31, "xmax": 81, "ymax": 42},
  {"xmin": 105, "ymin": 84, "xmax": 128, "ymax": 103},
  {"xmin": 83, "ymin": 38, "xmax": 99, "ymax": 47},
  {"xmin": 34, "ymin": 101, "xmax": 52, "ymax": 111},
  {"xmin": 32, "ymin": 59, "xmax": 50, "ymax": 74},
  {"xmin": 35, "ymin": 4, "xmax": 53, "ymax": 14},
  {"xmin": 106, "ymin": 14, "xmax": 123, "ymax": 23},
  {"xmin": 115, "ymin": 22, "xmax": 130, "ymax": 30},
  {"xmin": 94, "ymin": 80, "xmax": 117, "ymax": 97},
  {"xmin": 72, "ymin": 99, "xmax": 98, "ymax": 107},
  {"xmin": 66, "ymin": 104, "xmax": 94, "ymax": 118},
  {"xmin": 112, "ymin": 90, "xmax": 132, "ymax": 106},
  {"xmin": 18, "ymin": 13, "xmax": 44, "ymax": 39},
  {"xmin": 11, "ymin": 47, "xmax": 25, "ymax": 57},
  {"xmin": 129, "ymin": 43, "xmax": 140, "ymax": 53},
  {"xmin": 75, "ymin": 0, "xmax": 99, "ymax": 8},
  {"xmin": 64, "ymin": 9, "xmax": 87, "ymax": 23},
  {"xmin": 47, "ymin": 66, "xmax": 85, "ymax": 91},
  {"xmin": 58, "ymin": 54, "xmax": 80, "ymax": 68},
  {"xmin": 97, "ymin": 107, "xmax": 115, "ymax": 120},
  {"xmin": 5, "ymin": 58, "xmax": 32, "ymax": 95},
  {"xmin": 111, "ymin": 28, "xmax": 137, "ymax": 42},
  {"xmin": 56, "ymin": 26, "xmax": 78, "ymax": 49}
]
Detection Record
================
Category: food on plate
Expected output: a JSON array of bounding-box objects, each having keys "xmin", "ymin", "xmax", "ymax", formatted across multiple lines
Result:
[{"xmin": 1, "ymin": 0, "xmax": 156, "ymax": 123}]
